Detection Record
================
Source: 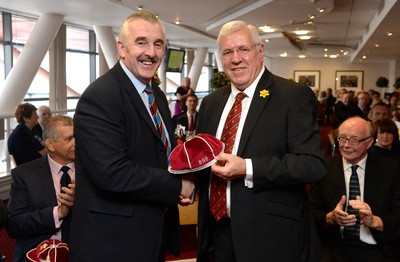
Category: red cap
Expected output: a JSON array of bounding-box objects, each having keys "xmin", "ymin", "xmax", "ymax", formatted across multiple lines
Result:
[
  {"xmin": 26, "ymin": 239, "xmax": 69, "ymax": 262},
  {"xmin": 168, "ymin": 133, "xmax": 224, "ymax": 174}
]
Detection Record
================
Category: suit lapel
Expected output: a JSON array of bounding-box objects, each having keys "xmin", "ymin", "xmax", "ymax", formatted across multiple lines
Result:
[
  {"xmin": 39, "ymin": 156, "xmax": 58, "ymax": 205},
  {"xmin": 113, "ymin": 64, "xmax": 160, "ymax": 140},
  {"xmin": 237, "ymin": 69, "xmax": 273, "ymax": 156},
  {"xmin": 363, "ymin": 155, "xmax": 378, "ymax": 204}
]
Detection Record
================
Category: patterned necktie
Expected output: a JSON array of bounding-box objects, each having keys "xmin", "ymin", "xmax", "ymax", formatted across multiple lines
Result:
[
  {"xmin": 60, "ymin": 166, "xmax": 71, "ymax": 190},
  {"xmin": 144, "ymin": 85, "xmax": 171, "ymax": 158},
  {"xmin": 209, "ymin": 92, "xmax": 246, "ymax": 221},
  {"xmin": 343, "ymin": 165, "xmax": 361, "ymax": 239},
  {"xmin": 189, "ymin": 114, "xmax": 195, "ymax": 132}
]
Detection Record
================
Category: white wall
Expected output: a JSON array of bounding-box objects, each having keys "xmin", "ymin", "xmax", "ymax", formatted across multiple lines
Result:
[{"xmin": 267, "ymin": 57, "xmax": 395, "ymax": 94}]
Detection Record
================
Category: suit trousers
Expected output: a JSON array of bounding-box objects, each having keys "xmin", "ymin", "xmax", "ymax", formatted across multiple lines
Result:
[
  {"xmin": 212, "ymin": 217, "xmax": 236, "ymax": 262},
  {"xmin": 329, "ymin": 239, "xmax": 395, "ymax": 262}
]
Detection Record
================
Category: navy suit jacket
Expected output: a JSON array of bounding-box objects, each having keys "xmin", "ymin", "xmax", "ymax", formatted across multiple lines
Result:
[
  {"xmin": 70, "ymin": 62, "xmax": 182, "ymax": 262},
  {"xmin": 6, "ymin": 156, "xmax": 64, "ymax": 262},
  {"xmin": 309, "ymin": 153, "xmax": 400, "ymax": 260},
  {"xmin": 196, "ymin": 68, "xmax": 327, "ymax": 261}
]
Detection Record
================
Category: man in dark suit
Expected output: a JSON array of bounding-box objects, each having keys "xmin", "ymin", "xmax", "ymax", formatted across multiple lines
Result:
[
  {"xmin": 6, "ymin": 115, "xmax": 75, "ymax": 262},
  {"xmin": 69, "ymin": 11, "xmax": 194, "ymax": 262},
  {"xmin": 348, "ymin": 91, "xmax": 370, "ymax": 120},
  {"xmin": 195, "ymin": 20, "xmax": 326, "ymax": 262},
  {"xmin": 175, "ymin": 94, "xmax": 198, "ymax": 140},
  {"xmin": 309, "ymin": 116, "xmax": 400, "ymax": 261}
]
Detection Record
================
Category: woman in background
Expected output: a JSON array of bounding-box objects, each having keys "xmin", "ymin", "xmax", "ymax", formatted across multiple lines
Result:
[
  {"xmin": 7, "ymin": 103, "xmax": 46, "ymax": 166},
  {"xmin": 369, "ymin": 118, "xmax": 400, "ymax": 160}
]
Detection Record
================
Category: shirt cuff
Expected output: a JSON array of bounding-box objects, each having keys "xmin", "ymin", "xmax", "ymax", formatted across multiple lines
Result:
[
  {"xmin": 244, "ymin": 158, "xmax": 254, "ymax": 188},
  {"xmin": 53, "ymin": 206, "xmax": 61, "ymax": 229}
]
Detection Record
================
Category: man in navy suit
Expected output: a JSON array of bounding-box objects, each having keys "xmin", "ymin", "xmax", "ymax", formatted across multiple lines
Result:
[
  {"xmin": 309, "ymin": 116, "xmax": 400, "ymax": 261},
  {"xmin": 195, "ymin": 20, "xmax": 326, "ymax": 262},
  {"xmin": 6, "ymin": 116, "xmax": 75, "ymax": 262},
  {"xmin": 69, "ymin": 11, "xmax": 194, "ymax": 262},
  {"xmin": 175, "ymin": 94, "xmax": 198, "ymax": 139}
]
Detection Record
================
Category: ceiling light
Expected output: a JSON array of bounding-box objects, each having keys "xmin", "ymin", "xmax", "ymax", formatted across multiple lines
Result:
[
  {"xmin": 324, "ymin": 54, "xmax": 328, "ymax": 57},
  {"xmin": 259, "ymin": 25, "xmax": 276, "ymax": 33},
  {"xmin": 280, "ymin": 52, "xmax": 287, "ymax": 57},
  {"xmin": 329, "ymin": 55, "xmax": 337, "ymax": 58},
  {"xmin": 363, "ymin": 55, "xmax": 367, "ymax": 59},
  {"xmin": 175, "ymin": 19, "xmax": 181, "ymax": 25},
  {"xmin": 295, "ymin": 30, "xmax": 308, "ymax": 35},
  {"xmin": 265, "ymin": 39, "xmax": 270, "ymax": 43},
  {"xmin": 375, "ymin": 43, "xmax": 380, "ymax": 48},
  {"xmin": 318, "ymin": 8, "xmax": 325, "ymax": 13},
  {"xmin": 343, "ymin": 51, "xmax": 349, "ymax": 56},
  {"xmin": 387, "ymin": 32, "xmax": 393, "ymax": 36},
  {"xmin": 137, "ymin": 6, "xmax": 143, "ymax": 11},
  {"xmin": 324, "ymin": 48, "xmax": 328, "ymax": 52},
  {"xmin": 308, "ymin": 15, "xmax": 315, "ymax": 20},
  {"xmin": 299, "ymin": 55, "xmax": 306, "ymax": 58},
  {"xmin": 299, "ymin": 36, "xmax": 311, "ymax": 40}
]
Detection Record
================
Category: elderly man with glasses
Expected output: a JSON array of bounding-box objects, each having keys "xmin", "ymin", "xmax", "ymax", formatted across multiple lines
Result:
[{"xmin": 309, "ymin": 116, "xmax": 400, "ymax": 261}]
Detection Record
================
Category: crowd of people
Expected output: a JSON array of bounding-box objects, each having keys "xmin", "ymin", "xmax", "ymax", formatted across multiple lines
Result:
[{"xmin": 2, "ymin": 10, "xmax": 399, "ymax": 262}]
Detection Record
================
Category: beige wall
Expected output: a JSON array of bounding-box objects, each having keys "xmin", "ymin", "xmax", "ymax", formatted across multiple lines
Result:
[{"xmin": 267, "ymin": 57, "xmax": 397, "ymax": 94}]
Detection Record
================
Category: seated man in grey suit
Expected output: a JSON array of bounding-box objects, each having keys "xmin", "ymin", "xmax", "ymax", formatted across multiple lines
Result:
[
  {"xmin": 309, "ymin": 116, "xmax": 400, "ymax": 261},
  {"xmin": 6, "ymin": 115, "xmax": 75, "ymax": 262}
]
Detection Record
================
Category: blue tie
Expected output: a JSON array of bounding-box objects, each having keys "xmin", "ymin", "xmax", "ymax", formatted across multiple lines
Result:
[
  {"xmin": 144, "ymin": 85, "xmax": 171, "ymax": 159},
  {"xmin": 343, "ymin": 165, "xmax": 361, "ymax": 239}
]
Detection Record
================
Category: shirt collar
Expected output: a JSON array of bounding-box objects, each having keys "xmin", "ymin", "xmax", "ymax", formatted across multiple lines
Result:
[
  {"xmin": 119, "ymin": 60, "xmax": 148, "ymax": 94},
  {"xmin": 230, "ymin": 66, "xmax": 265, "ymax": 99},
  {"xmin": 47, "ymin": 154, "xmax": 75, "ymax": 175},
  {"xmin": 342, "ymin": 154, "xmax": 368, "ymax": 171}
]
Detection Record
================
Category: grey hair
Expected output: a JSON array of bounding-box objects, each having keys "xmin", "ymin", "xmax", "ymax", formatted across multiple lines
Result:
[
  {"xmin": 217, "ymin": 20, "xmax": 262, "ymax": 51},
  {"xmin": 43, "ymin": 115, "xmax": 73, "ymax": 141}
]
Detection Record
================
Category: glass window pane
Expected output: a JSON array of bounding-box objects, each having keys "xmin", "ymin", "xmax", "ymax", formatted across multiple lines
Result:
[
  {"xmin": 12, "ymin": 16, "xmax": 36, "ymax": 45},
  {"xmin": 25, "ymin": 52, "xmax": 50, "ymax": 99},
  {"xmin": 66, "ymin": 52, "xmax": 90, "ymax": 95},
  {"xmin": 0, "ymin": 44, "xmax": 4, "ymax": 84},
  {"xmin": 67, "ymin": 26, "xmax": 89, "ymax": 51}
]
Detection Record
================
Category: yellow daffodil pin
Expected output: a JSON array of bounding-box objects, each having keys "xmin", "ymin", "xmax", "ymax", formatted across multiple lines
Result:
[{"xmin": 260, "ymin": 89, "xmax": 269, "ymax": 98}]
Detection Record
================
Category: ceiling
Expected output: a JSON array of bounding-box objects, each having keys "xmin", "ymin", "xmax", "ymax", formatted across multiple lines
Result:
[{"xmin": 0, "ymin": 0, "xmax": 399, "ymax": 63}]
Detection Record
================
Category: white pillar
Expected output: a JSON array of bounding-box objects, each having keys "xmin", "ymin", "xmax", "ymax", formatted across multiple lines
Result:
[
  {"xmin": 188, "ymin": 48, "xmax": 208, "ymax": 92},
  {"xmin": 93, "ymin": 25, "xmax": 118, "ymax": 69},
  {"xmin": 98, "ymin": 45, "xmax": 110, "ymax": 77},
  {"xmin": 49, "ymin": 24, "xmax": 67, "ymax": 110},
  {"xmin": 186, "ymin": 50, "xmax": 194, "ymax": 74},
  {"xmin": 0, "ymin": 13, "xmax": 64, "ymax": 114},
  {"xmin": 214, "ymin": 50, "xmax": 223, "ymax": 72}
]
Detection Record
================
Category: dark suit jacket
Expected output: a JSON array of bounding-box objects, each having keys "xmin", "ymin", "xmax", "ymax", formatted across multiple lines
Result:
[
  {"xmin": 6, "ymin": 156, "xmax": 66, "ymax": 262},
  {"xmin": 70, "ymin": 62, "xmax": 182, "ymax": 262},
  {"xmin": 175, "ymin": 112, "xmax": 197, "ymax": 131},
  {"xmin": 196, "ymin": 68, "xmax": 327, "ymax": 262},
  {"xmin": 348, "ymin": 105, "xmax": 368, "ymax": 119},
  {"xmin": 309, "ymin": 153, "xmax": 400, "ymax": 260}
]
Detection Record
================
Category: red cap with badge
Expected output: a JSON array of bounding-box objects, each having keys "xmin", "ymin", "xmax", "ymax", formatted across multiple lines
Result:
[{"xmin": 168, "ymin": 133, "xmax": 224, "ymax": 174}]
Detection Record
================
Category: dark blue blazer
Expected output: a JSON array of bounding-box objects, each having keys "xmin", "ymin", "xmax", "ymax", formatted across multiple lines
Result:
[
  {"xmin": 70, "ymin": 62, "xmax": 182, "ymax": 262},
  {"xmin": 309, "ymin": 153, "xmax": 400, "ymax": 260},
  {"xmin": 6, "ymin": 156, "xmax": 62, "ymax": 262},
  {"xmin": 196, "ymin": 68, "xmax": 326, "ymax": 261}
]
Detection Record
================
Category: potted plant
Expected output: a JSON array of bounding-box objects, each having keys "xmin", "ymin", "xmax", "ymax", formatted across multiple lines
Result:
[
  {"xmin": 210, "ymin": 71, "xmax": 230, "ymax": 90},
  {"xmin": 376, "ymin": 76, "xmax": 389, "ymax": 88},
  {"xmin": 393, "ymin": 77, "xmax": 400, "ymax": 89}
]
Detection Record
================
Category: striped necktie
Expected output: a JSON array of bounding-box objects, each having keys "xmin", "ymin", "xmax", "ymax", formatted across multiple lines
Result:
[
  {"xmin": 144, "ymin": 85, "xmax": 171, "ymax": 158},
  {"xmin": 343, "ymin": 165, "xmax": 361, "ymax": 239},
  {"xmin": 209, "ymin": 92, "xmax": 246, "ymax": 221}
]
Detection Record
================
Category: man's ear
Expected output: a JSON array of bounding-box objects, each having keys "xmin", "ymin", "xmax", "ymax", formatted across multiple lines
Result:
[{"xmin": 44, "ymin": 139, "xmax": 54, "ymax": 152}]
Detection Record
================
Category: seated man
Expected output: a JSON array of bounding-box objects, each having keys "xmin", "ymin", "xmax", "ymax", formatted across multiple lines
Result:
[
  {"xmin": 309, "ymin": 116, "xmax": 400, "ymax": 261},
  {"xmin": 175, "ymin": 94, "xmax": 198, "ymax": 140},
  {"xmin": 6, "ymin": 115, "xmax": 75, "ymax": 262}
]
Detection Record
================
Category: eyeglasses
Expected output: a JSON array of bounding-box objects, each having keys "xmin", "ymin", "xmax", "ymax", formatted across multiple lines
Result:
[
  {"xmin": 337, "ymin": 135, "xmax": 372, "ymax": 146},
  {"xmin": 221, "ymin": 44, "xmax": 258, "ymax": 59}
]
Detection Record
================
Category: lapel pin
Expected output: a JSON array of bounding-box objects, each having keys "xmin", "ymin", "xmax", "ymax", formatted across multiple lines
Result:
[{"xmin": 260, "ymin": 89, "xmax": 269, "ymax": 98}]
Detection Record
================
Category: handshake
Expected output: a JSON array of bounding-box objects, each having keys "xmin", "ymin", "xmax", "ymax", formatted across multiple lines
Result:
[{"xmin": 169, "ymin": 134, "xmax": 224, "ymax": 206}]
